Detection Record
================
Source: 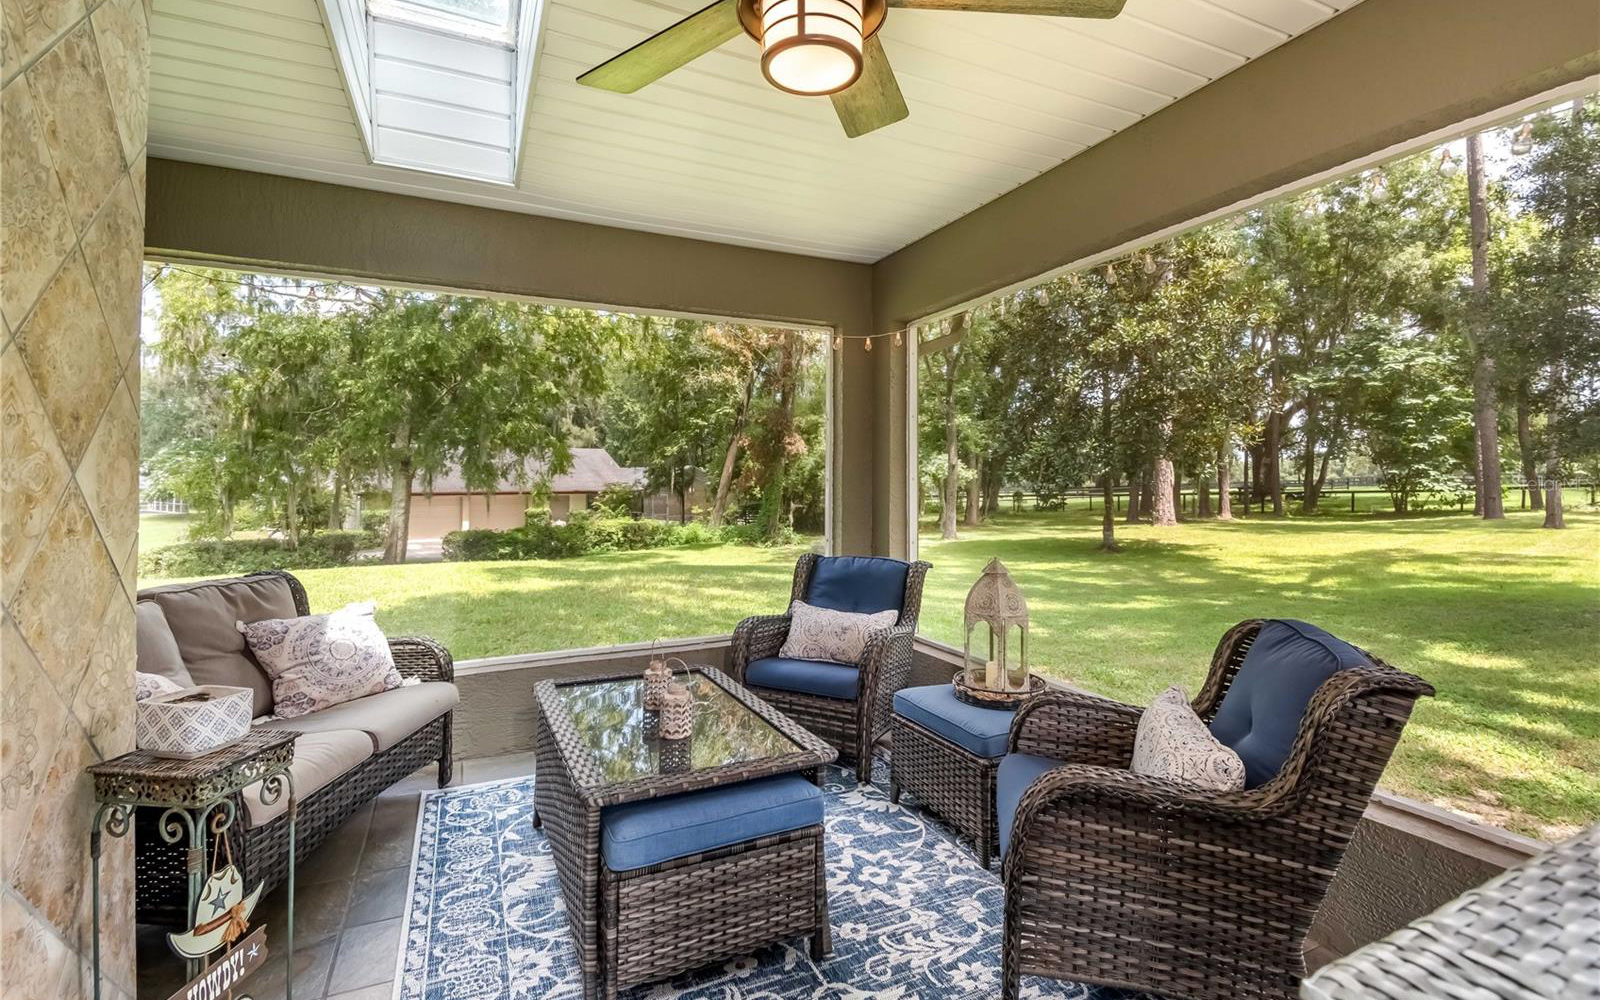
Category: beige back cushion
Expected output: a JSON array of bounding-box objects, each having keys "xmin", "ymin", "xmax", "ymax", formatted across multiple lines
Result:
[
  {"xmin": 135, "ymin": 601, "xmax": 194, "ymax": 687},
  {"xmin": 139, "ymin": 575, "xmax": 299, "ymax": 717}
]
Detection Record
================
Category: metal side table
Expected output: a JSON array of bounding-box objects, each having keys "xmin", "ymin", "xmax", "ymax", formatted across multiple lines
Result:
[{"xmin": 87, "ymin": 729, "xmax": 299, "ymax": 1000}]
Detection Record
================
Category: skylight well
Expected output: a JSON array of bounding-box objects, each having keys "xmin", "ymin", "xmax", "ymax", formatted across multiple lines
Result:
[{"xmin": 319, "ymin": 0, "xmax": 544, "ymax": 185}]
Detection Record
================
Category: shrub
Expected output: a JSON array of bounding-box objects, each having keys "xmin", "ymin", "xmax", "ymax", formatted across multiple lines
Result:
[
  {"xmin": 139, "ymin": 531, "xmax": 367, "ymax": 578},
  {"xmin": 441, "ymin": 515, "xmax": 748, "ymax": 562}
]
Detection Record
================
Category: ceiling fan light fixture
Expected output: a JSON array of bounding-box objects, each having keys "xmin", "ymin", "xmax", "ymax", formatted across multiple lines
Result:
[{"xmin": 759, "ymin": 0, "xmax": 865, "ymax": 96}]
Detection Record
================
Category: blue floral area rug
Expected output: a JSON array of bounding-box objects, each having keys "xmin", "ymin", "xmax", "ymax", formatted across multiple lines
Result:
[{"xmin": 397, "ymin": 765, "xmax": 1150, "ymax": 999}]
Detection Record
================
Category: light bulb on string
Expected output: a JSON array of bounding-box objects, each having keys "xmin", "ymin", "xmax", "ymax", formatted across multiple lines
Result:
[
  {"xmin": 894, "ymin": 330, "xmax": 903, "ymax": 347},
  {"xmin": 1438, "ymin": 149, "xmax": 1459, "ymax": 176},
  {"xmin": 1104, "ymin": 263, "xmax": 1118, "ymax": 286},
  {"xmin": 863, "ymin": 335, "xmax": 872, "ymax": 351},
  {"xmin": 833, "ymin": 334, "xmax": 843, "ymax": 351},
  {"xmin": 1143, "ymin": 251, "xmax": 1157, "ymax": 275},
  {"xmin": 1511, "ymin": 122, "xmax": 1533, "ymax": 156}
]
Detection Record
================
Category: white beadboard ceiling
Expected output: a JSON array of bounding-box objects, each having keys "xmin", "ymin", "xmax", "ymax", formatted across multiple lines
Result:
[{"xmin": 147, "ymin": 0, "xmax": 1363, "ymax": 263}]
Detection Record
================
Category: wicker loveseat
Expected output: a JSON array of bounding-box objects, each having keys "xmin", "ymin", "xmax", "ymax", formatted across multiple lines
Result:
[
  {"xmin": 997, "ymin": 619, "xmax": 1433, "ymax": 1000},
  {"xmin": 730, "ymin": 553, "xmax": 930, "ymax": 782},
  {"xmin": 133, "ymin": 570, "xmax": 456, "ymax": 924}
]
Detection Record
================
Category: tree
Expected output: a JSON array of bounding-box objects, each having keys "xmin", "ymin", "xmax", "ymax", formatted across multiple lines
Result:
[
  {"xmin": 1464, "ymin": 132, "xmax": 1506, "ymax": 518},
  {"xmin": 335, "ymin": 290, "xmax": 613, "ymax": 561},
  {"xmin": 1497, "ymin": 98, "xmax": 1600, "ymax": 529}
]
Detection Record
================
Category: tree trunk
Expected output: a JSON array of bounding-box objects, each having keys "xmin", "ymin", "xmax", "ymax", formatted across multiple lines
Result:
[
  {"xmin": 1152, "ymin": 453, "xmax": 1177, "ymax": 527},
  {"xmin": 1517, "ymin": 396, "xmax": 1543, "ymax": 510},
  {"xmin": 1467, "ymin": 132, "xmax": 1506, "ymax": 520},
  {"xmin": 1240, "ymin": 447, "xmax": 1251, "ymax": 517},
  {"xmin": 1216, "ymin": 445, "xmax": 1233, "ymax": 520},
  {"xmin": 965, "ymin": 452, "xmax": 982, "ymax": 527},
  {"xmin": 940, "ymin": 346, "xmax": 961, "ymax": 541},
  {"xmin": 710, "ymin": 369, "xmax": 756, "ymax": 528},
  {"xmin": 763, "ymin": 331, "xmax": 799, "ymax": 541},
  {"xmin": 285, "ymin": 483, "xmax": 300, "ymax": 550},
  {"xmin": 384, "ymin": 457, "xmax": 414, "ymax": 563},
  {"xmin": 327, "ymin": 472, "xmax": 344, "ymax": 530},
  {"xmin": 1265, "ymin": 410, "xmax": 1285, "ymax": 516},
  {"xmin": 1543, "ymin": 438, "xmax": 1564, "ymax": 528},
  {"xmin": 1139, "ymin": 472, "xmax": 1155, "ymax": 523},
  {"xmin": 1099, "ymin": 471, "xmax": 1118, "ymax": 551},
  {"xmin": 1301, "ymin": 396, "xmax": 1319, "ymax": 513},
  {"xmin": 1124, "ymin": 469, "xmax": 1141, "ymax": 523},
  {"xmin": 220, "ymin": 487, "xmax": 235, "ymax": 538},
  {"xmin": 1197, "ymin": 470, "xmax": 1212, "ymax": 518}
]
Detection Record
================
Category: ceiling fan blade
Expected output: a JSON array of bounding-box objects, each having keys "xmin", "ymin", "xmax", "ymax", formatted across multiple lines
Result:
[
  {"xmin": 577, "ymin": 0, "xmax": 743, "ymax": 94},
  {"xmin": 830, "ymin": 36, "xmax": 909, "ymax": 138},
  {"xmin": 887, "ymin": 0, "xmax": 1126, "ymax": 16}
]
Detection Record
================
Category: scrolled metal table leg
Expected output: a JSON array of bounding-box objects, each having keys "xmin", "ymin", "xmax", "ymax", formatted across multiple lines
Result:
[
  {"xmin": 89, "ymin": 803, "xmax": 134, "ymax": 1000},
  {"xmin": 260, "ymin": 770, "xmax": 298, "ymax": 1000}
]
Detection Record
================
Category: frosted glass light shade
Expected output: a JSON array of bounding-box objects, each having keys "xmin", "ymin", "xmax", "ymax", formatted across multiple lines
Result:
[{"xmin": 760, "ymin": 0, "xmax": 865, "ymax": 96}]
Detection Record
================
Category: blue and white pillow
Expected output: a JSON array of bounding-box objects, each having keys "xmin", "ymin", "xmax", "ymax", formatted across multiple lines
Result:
[{"xmin": 779, "ymin": 600, "xmax": 898, "ymax": 665}]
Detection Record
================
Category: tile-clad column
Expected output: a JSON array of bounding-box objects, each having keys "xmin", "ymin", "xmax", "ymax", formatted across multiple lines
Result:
[{"xmin": 1, "ymin": 0, "xmax": 149, "ymax": 996}]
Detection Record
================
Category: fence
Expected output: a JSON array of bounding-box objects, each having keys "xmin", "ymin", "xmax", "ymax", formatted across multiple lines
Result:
[
  {"xmin": 989, "ymin": 481, "xmax": 1597, "ymax": 516},
  {"xmin": 139, "ymin": 499, "xmax": 189, "ymax": 514}
]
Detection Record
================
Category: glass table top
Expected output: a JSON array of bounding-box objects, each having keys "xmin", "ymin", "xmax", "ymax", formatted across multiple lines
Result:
[{"xmin": 550, "ymin": 671, "xmax": 804, "ymax": 785}]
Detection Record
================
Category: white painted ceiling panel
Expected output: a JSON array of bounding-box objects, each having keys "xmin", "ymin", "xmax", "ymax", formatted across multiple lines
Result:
[{"xmin": 147, "ymin": 0, "xmax": 1364, "ymax": 263}]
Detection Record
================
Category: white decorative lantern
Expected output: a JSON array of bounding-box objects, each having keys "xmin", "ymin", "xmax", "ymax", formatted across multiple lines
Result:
[
  {"xmin": 659, "ymin": 681, "xmax": 694, "ymax": 741},
  {"xmin": 759, "ymin": 0, "xmax": 865, "ymax": 96},
  {"xmin": 136, "ymin": 686, "xmax": 252, "ymax": 758},
  {"xmin": 962, "ymin": 558, "xmax": 1030, "ymax": 693}
]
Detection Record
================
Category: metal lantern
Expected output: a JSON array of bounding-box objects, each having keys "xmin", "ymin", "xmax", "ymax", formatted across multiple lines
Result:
[{"xmin": 962, "ymin": 557, "xmax": 1030, "ymax": 693}]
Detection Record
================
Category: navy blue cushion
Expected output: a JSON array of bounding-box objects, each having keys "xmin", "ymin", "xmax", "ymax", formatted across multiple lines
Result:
[
  {"xmin": 601, "ymin": 774, "xmax": 824, "ymax": 871},
  {"xmin": 746, "ymin": 656, "xmax": 860, "ymax": 700},
  {"xmin": 997, "ymin": 752, "xmax": 1061, "ymax": 860},
  {"xmin": 1208, "ymin": 619, "xmax": 1370, "ymax": 788},
  {"xmin": 893, "ymin": 684, "xmax": 1016, "ymax": 758},
  {"xmin": 805, "ymin": 556, "xmax": 909, "ymax": 616}
]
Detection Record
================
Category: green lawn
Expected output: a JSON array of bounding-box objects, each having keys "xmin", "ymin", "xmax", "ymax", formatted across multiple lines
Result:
[
  {"xmin": 139, "ymin": 513, "xmax": 193, "ymax": 551},
  {"xmin": 143, "ymin": 507, "xmax": 1599, "ymax": 839}
]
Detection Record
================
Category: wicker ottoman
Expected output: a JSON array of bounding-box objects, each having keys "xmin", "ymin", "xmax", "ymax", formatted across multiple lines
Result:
[{"xmin": 889, "ymin": 684, "xmax": 1016, "ymax": 868}]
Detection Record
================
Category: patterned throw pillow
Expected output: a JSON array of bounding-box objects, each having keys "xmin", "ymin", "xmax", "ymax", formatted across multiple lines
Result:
[
  {"xmin": 1130, "ymin": 685, "xmax": 1247, "ymax": 792},
  {"xmin": 779, "ymin": 600, "xmax": 899, "ymax": 666},
  {"xmin": 135, "ymin": 671, "xmax": 185, "ymax": 701},
  {"xmin": 237, "ymin": 603, "xmax": 402, "ymax": 719}
]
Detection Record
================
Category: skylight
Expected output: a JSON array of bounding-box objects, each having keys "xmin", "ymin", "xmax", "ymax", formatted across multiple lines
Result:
[{"xmin": 319, "ymin": 0, "xmax": 545, "ymax": 185}]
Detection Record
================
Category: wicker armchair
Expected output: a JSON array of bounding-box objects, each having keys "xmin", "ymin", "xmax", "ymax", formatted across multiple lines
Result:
[
  {"xmin": 999, "ymin": 619, "xmax": 1433, "ymax": 1000},
  {"xmin": 133, "ymin": 571, "xmax": 455, "ymax": 924},
  {"xmin": 731, "ymin": 553, "xmax": 930, "ymax": 782}
]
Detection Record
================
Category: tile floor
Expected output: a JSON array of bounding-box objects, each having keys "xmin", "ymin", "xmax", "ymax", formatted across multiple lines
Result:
[
  {"xmin": 135, "ymin": 751, "xmax": 538, "ymax": 1000},
  {"xmin": 136, "ymin": 750, "xmax": 1338, "ymax": 999}
]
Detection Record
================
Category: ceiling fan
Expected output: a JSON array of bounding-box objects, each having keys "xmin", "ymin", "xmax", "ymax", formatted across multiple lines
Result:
[{"xmin": 577, "ymin": 0, "xmax": 1129, "ymax": 138}]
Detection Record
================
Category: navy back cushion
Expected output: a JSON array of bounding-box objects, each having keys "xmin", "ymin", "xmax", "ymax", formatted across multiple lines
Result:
[
  {"xmin": 805, "ymin": 556, "xmax": 909, "ymax": 616},
  {"xmin": 1208, "ymin": 619, "xmax": 1370, "ymax": 788}
]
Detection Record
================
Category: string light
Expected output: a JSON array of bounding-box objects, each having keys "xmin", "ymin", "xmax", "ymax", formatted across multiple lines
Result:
[
  {"xmin": 833, "ymin": 334, "xmax": 844, "ymax": 351},
  {"xmin": 863, "ymin": 335, "xmax": 872, "ymax": 351},
  {"xmin": 893, "ymin": 330, "xmax": 902, "ymax": 347},
  {"xmin": 1104, "ymin": 263, "xmax": 1118, "ymax": 286},
  {"xmin": 1438, "ymin": 149, "xmax": 1459, "ymax": 176},
  {"xmin": 1142, "ymin": 251, "xmax": 1157, "ymax": 275},
  {"xmin": 1511, "ymin": 122, "xmax": 1533, "ymax": 156}
]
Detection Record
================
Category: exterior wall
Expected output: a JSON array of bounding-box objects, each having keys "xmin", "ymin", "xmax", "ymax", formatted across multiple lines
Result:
[{"xmin": 0, "ymin": 0, "xmax": 149, "ymax": 997}]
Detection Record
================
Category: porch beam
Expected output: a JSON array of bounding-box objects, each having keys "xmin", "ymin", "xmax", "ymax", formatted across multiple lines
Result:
[{"xmin": 870, "ymin": 0, "xmax": 1600, "ymax": 331}]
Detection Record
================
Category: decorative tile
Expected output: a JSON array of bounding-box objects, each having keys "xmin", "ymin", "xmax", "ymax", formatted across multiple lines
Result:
[
  {"xmin": 0, "ymin": 614, "xmax": 67, "ymax": 880},
  {"xmin": 78, "ymin": 176, "xmax": 144, "ymax": 367},
  {"xmin": 95, "ymin": 832, "xmax": 138, "ymax": 996},
  {"xmin": 8, "ymin": 717, "xmax": 99, "ymax": 941},
  {"xmin": 0, "ymin": 340, "xmax": 72, "ymax": 606},
  {"xmin": 0, "ymin": 78, "xmax": 77, "ymax": 332},
  {"xmin": 76, "ymin": 374, "xmax": 139, "ymax": 573},
  {"xmin": 72, "ymin": 597, "xmax": 136, "ymax": 760},
  {"xmin": 25, "ymin": 22, "xmax": 125, "ymax": 236},
  {"xmin": 90, "ymin": 0, "xmax": 147, "ymax": 163},
  {"xmin": 129, "ymin": 148, "xmax": 147, "ymax": 217},
  {"xmin": 0, "ymin": 0, "xmax": 87, "ymax": 86},
  {"xmin": 9, "ymin": 484, "xmax": 120, "ymax": 698},
  {"xmin": 0, "ymin": 893, "xmax": 79, "ymax": 1000},
  {"xmin": 12, "ymin": 251, "xmax": 121, "ymax": 465}
]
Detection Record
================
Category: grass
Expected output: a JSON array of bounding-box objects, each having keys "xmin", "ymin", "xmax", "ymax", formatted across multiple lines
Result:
[
  {"xmin": 141, "ymin": 506, "xmax": 1599, "ymax": 839},
  {"xmin": 139, "ymin": 513, "xmax": 193, "ymax": 551},
  {"xmin": 916, "ymin": 506, "xmax": 1600, "ymax": 841}
]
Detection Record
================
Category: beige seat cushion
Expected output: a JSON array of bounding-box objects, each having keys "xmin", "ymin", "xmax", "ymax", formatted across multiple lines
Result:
[
  {"xmin": 140, "ymin": 575, "xmax": 300, "ymax": 718},
  {"xmin": 256, "ymin": 681, "xmax": 459, "ymax": 752},
  {"xmin": 242, "ymin": 729, "xmax": 372, "ymax": 826}
]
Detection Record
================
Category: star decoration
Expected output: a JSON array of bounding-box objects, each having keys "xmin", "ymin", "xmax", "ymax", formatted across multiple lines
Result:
[{"xmin": 209, "ymin": 893, "xmax": 230, "ymax": 917}]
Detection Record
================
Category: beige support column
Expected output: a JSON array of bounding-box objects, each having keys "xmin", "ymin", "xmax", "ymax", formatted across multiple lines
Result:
[{"xmin": 1, "ymin": 0, "xmax": 149, "ymax": 995}]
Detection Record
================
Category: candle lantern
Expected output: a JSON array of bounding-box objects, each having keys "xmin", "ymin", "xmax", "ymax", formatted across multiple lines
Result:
[
  {"xmin": 642, "ymin": 656, "xmax": 674, "ymax": 710},
  {"xmin": 659, "ymin": 681, "xmax": 695, "ymax": 741},
  {"xmin": 962, "ymin": 557, "xmax": 1030, "ymax": 693}
]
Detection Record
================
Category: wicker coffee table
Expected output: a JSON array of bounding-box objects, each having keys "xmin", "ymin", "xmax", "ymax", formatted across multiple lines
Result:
[{"xmin": 532, "ymin": 665, "xmax": 838, "ymax": 1000}]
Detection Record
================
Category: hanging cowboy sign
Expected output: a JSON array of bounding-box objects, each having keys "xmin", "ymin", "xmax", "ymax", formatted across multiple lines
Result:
[{"xmin": 165, "ymin": 850, "xmax": 269, "ymax": 1000}]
